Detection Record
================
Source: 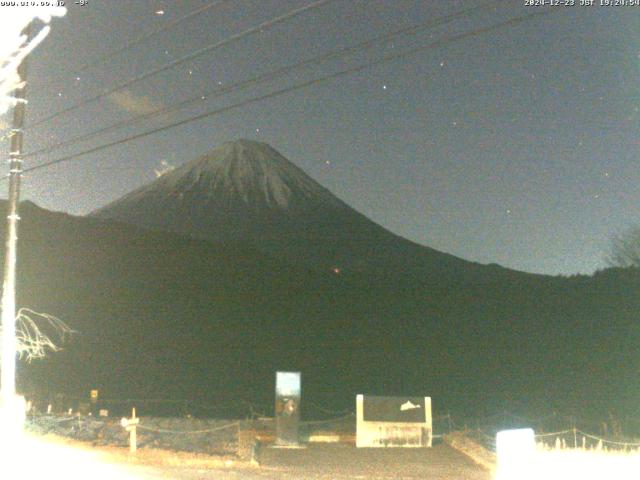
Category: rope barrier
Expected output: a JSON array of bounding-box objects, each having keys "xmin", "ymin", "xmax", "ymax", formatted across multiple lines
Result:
[
  {"xmin": 445, "ymin": 410, "xmax": 639, "ymax": 437},
  {"xmin": 38, "ymin": 415, "xmax": 79, "ymax": 424},
  {"xmin": 136, "ymin": 421, "xmax": 240, "ymax": 435},
  {"xmin": 433, "ymin": 414, "xmax": 452, "ymax": 421},
  {"xmin": 38, "ymin": 398, "xmax": 640, "ymax": 446},
  {"xmin": 534, "ymin": 429, "xmax": 573, "ymax": 438},
  {"xmin": 533, "ymin": 428, "xmax": 640, "ymax": 449},
  {"xmin": 101, "ymin": 398, "xmax": 188, "ymax": 404},
  {"xmin": 575, "ymin": 430, "xmax": 640, "ymax": 448}
]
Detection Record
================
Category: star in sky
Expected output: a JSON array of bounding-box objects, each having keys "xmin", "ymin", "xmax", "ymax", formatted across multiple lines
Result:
[{"xmin": 10, "ymin": 0, "xmax": 639, "ymax": 276}]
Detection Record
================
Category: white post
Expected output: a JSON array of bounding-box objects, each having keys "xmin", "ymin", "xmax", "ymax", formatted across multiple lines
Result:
[
  {"xmin": 0, "ymin": 28, "xmax": 28, "ymax": 439},
  {"xmin": 130, "ymin": 407, "xmax": 137, "ymax": 453},
  {"xmin": 0, "ymin": 38, "xmax": 27, "ymax": 410},
  {"xmin": 121, "ymin": 407, "xmax": 140, "ymax": 454}
]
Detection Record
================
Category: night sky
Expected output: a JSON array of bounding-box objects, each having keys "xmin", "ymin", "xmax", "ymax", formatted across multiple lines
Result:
[{"xmin": 0, "ymin": 0, "xmax": 638, "ymax": 275}]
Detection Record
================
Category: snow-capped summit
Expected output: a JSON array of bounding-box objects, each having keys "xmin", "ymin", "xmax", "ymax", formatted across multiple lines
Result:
[
  {"xmin": 144, "ymin": 139, "xmax": 344, "ymax": 210},
  {"xmin": 91, "ymin": 139, "xmax": 472, "ymax": 274},
  {"xmin": 92, "ymin": 139, "xmax": 354, "ymax": 233}
]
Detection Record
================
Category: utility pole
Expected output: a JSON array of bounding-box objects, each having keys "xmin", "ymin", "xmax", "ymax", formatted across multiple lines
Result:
[{"xmin": 0, "ymin": 36, "xmax": 28, "ymax": 409}]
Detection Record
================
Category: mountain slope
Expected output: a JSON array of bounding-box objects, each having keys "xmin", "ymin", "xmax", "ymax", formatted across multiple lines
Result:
[
  {"xmin": 91, "ymin": 139, "xmax": 485, "ymax": 276},
  {"xmin": 13, "ymin": 141, "xmax": 637, "ymax": 421},
  {"xmin": 8, "ymin": 201, "xmax": 640, "ymax": 420}
]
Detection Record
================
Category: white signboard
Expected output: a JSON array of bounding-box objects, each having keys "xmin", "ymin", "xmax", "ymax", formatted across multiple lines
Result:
[
  {"xmin": 356, "ymin": 394, "xmax": 432, "ymax": 448},
  {"xmin": 276, "ymin": 372, "xmax": 301, "ymax": 397}
]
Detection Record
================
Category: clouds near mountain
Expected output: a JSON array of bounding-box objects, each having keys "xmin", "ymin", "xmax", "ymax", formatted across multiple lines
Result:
[{"xmin": 108, "ymin": 89, "xmax": 165, "ymax": 115}]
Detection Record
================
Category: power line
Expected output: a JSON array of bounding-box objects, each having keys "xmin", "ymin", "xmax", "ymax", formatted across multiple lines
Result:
[
  {"xmin": 40, "ymin": 0, "xmax": 230, "ymax": 87},
  {"xmin": 23, "ymin": 0, "xmax": 503, "ymax": 159},
  {"xmin": 20, "ymin": 9, "xmax": 562, "ymax": 178},
  {"xmin": 25, "ymin": 0, "xmax": 335, "ymax": 131}
]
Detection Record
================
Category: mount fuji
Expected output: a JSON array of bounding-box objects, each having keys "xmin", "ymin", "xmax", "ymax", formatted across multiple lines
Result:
[
  {"xmin": 9, "ymin": 141, "xmax": 637, "ymax": 418},
  {"xmin": 91, "ymin": 139, "xmax": 489, "ymax": 276}
]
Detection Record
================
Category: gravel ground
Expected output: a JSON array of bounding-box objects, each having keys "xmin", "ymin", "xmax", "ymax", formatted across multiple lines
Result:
[
  {"xmin": 19, "ymin": 432, "xmax": 490, "ymax": 479},
  {"xmin": 111, "ymin": 443, "xmax": 491, "ymax": 479}
]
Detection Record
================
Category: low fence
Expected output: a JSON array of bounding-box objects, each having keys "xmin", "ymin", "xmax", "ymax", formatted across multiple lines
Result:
[
  {"xmin": 27, "ymin": 414, "xmax": 240, "ymax": 455},
  {"xmin": 445, "ymin": 410, "xmax": 640, "ymax": 455},
  {"xmin": 494, "ymin": 429, "xmax": 640, "ymax": 480},
  {"xmin": 444, "ymin": 422, "xmax": 640, "ymax": 477},
  {"xmin": 25, "ymin": 397, "xmax": 640, "ymax": 459},
  {"xmin": 25, "ymin": 410, "xmax": 358, "ymax": 459}
]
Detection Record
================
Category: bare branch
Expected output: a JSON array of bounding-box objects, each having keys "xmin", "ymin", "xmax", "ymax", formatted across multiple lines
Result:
[
  {"xmin": 2, "ymin": 308, "xmax": 75, "ymax": 362},
  {"xmin": 606, "ymin": 227, "xmax": 640, "ymax": 268}
]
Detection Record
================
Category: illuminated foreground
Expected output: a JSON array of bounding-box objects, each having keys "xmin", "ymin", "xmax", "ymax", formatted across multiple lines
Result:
[
  {"xmin": 497, "ymin": 446, "xmax": 640, "ymax": 480},
  {"xmin": 1, "ymin": 431, "xmax": 141, "ymax": 480},
  {"xmin": 2, "ymin": 428, "xmax": 637, "ymax": 479}
]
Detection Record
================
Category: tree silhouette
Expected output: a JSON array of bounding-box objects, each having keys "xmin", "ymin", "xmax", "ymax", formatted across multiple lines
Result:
[
  {"xmin": 0, "ymin": 308, "xmax": 72, "ymax": 362},
  {"xmin": 607, "ymin": 226, "xmax": 640, "ymax": 268}
]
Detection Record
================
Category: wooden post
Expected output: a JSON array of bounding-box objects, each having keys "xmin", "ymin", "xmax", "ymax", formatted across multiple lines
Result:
[
  {"xmin": 120, "ymin": 407, "xmax": 140, "ymax": 454},
  {"xmin": 130, "ymin": 408, "xmax": 137, "ymax": 453}
]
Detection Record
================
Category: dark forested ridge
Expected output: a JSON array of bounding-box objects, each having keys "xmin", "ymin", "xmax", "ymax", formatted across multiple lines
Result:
[{"xmin": 6, "ymin": 200, "xmax": 639, "ymax": 421}]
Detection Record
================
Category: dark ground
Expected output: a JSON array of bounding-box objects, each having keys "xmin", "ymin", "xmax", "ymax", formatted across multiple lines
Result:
[
  {"xmin": 26, "ymin": 414, "xmax": 491, "ymax": 478},
  {"xmin": 106, "ymin": 443, "xmax": 491, "ymax": 480}
]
